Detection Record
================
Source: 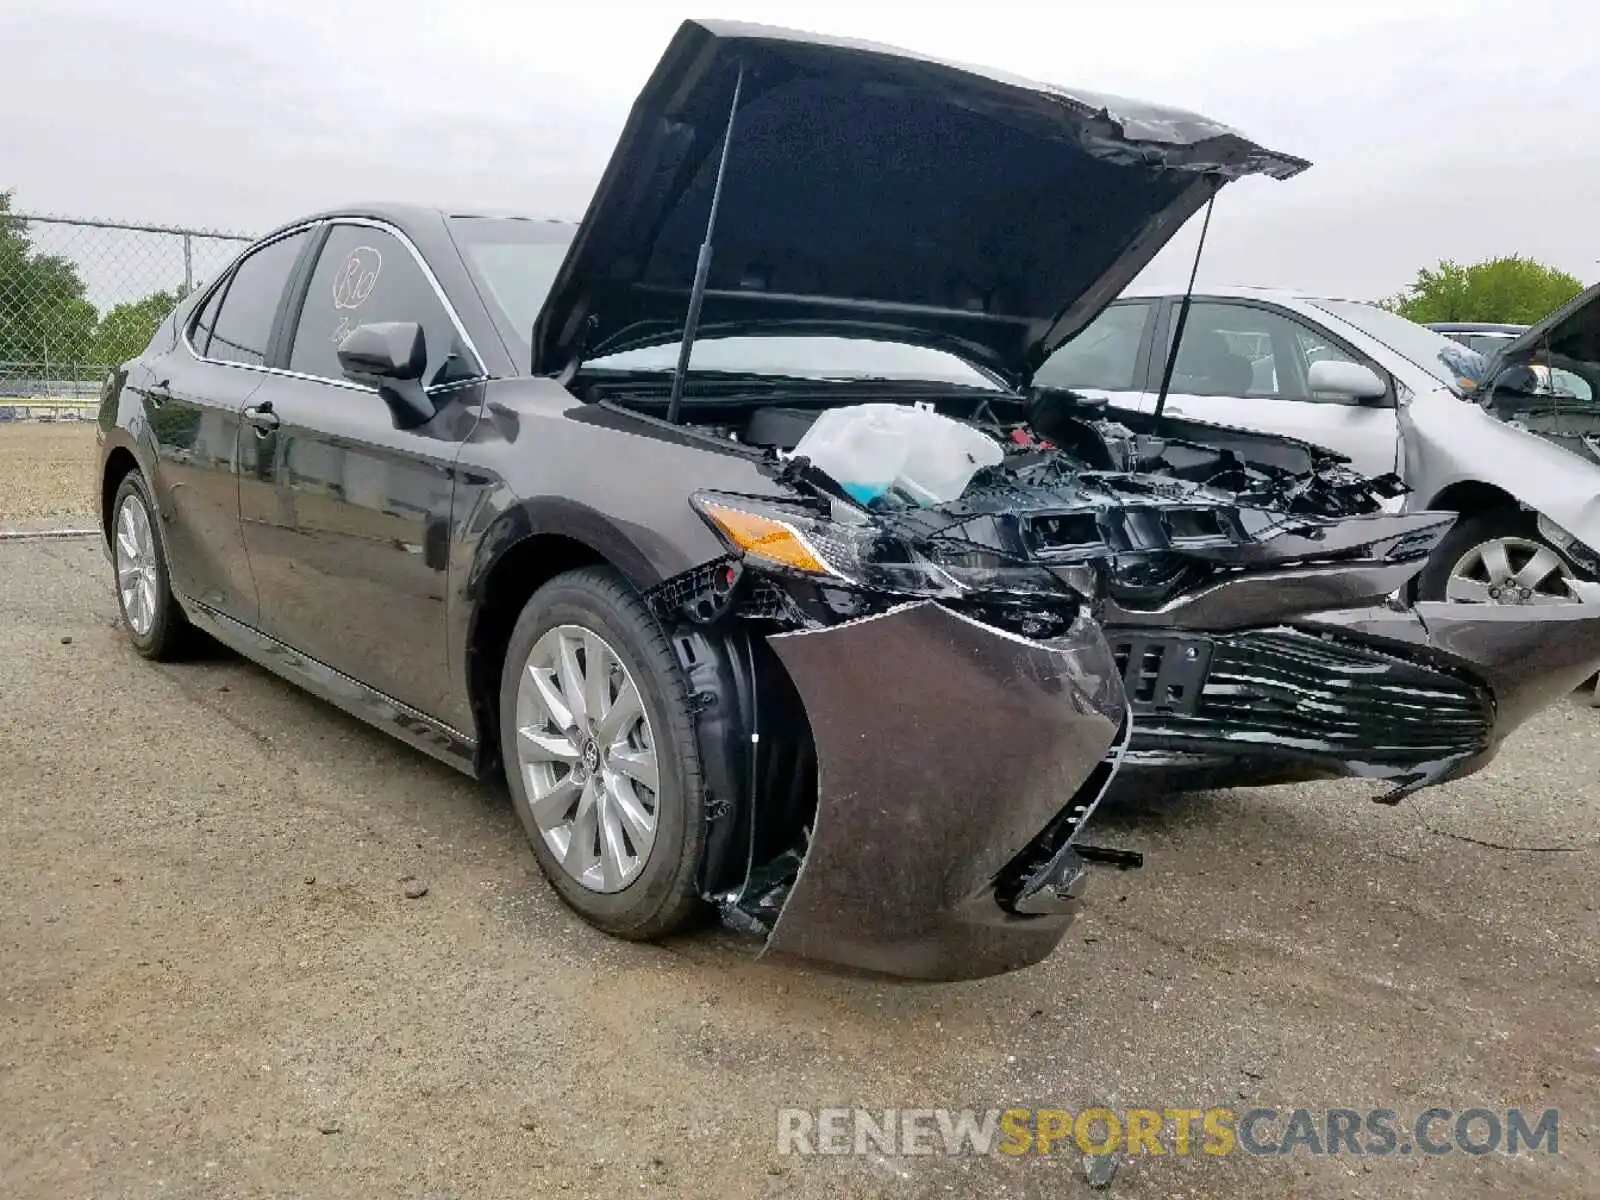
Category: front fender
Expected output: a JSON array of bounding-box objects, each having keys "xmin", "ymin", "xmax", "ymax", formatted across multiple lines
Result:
[
  {"xmin": 1401, "ymin": 388, "xmax": 1600, "ymax": 549},
  {"xmin": 447, "ymin": 487, "xmax": 698, "ymax": 744}
]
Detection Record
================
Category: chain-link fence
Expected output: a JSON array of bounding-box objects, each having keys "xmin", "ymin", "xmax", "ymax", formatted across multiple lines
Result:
[{"xmin": 0, "ymin": 210, "xmax": 254, "ymax": 420}]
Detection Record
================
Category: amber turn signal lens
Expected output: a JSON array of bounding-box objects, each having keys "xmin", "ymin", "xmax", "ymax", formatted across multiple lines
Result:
[{"xmin": 697, "ymin": 502, "xmax": 831, "ymax": 575}]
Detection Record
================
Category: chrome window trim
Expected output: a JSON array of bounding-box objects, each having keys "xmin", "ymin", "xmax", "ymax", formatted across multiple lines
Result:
[
  {"xmin": 181, "ymin": 216, "xmax": 491, "ymax": 396},
  {"xmin": 181, "ymin": 220, "xmax": 320, "ymax": 368}
]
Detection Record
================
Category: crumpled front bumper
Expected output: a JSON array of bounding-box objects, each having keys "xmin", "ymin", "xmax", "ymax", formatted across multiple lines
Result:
[
  {"xmin": 760, "ymin": 601, "xmax": 1128, "ymax": 982},
  {"xmin": 1101, "ymin": 549, "xmax": 1600, "ymax": 798},
  {"xmin": 1302, "ymin": 599, "xmax": 1600, "ymax": 741}
]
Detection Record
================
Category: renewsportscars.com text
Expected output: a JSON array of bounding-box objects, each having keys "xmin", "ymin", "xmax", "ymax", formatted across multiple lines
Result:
[{"xmin": 777, "ymin": 1106, "xmax": 1559, "ymax": 1158}]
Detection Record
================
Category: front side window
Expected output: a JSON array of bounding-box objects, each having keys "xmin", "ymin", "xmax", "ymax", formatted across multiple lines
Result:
[
  {"xmin": 287, "ymin": 225, "xmax": 477, "ymax": 388},
  {"xmin": 1033, "ymin": 301, "xmax": 1154, "ymax": 391},
  {"xmin": 1309, "ymin": 299, "xmax": 1468, "ymax": 392},
  {"xmin": 1167, "ymin": 302, "xmax": 1366, "ymax": 402},
  {"xmin": 203, "ymin": 230, "xmax": 310, "ymax": 367}
]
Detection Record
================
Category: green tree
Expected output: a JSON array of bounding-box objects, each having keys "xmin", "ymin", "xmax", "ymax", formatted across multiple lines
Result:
[
  {"xmin": 0, "ymin": 190, "xmax": 98, "ymax": 374},
  {"xmin": 90, "ymin": 288, "xmax": 184, "ymax": 366},
  {"xmin": 1381, "ymin": 255, "xmax": 1584, "ymax": 325}
]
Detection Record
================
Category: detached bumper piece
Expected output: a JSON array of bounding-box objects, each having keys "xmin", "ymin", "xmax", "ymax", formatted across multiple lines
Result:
[
  {"xmin": 761, "ymin": 601, "xmax": 1128, "ymax": 982},
  {"xmin": 1114, "ymin": 599, "xmax": 1600, "ymax": 801},
  {"xmin": 1301, "ymin": 601, "xmax": 1600, "ymax": 737},
  {"xmin": 1114, "ymin": 627, "xmax": 1495, "ymax": 799}
]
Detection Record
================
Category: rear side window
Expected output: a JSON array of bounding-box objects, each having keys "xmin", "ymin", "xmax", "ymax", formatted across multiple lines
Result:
[
  {"xmin": 286, "ymin": 224, "xmax": 478, "ymax": 389},
  {"xmin": 189, "ymin": 284, "xmax": 224, "ymax": 357},
  {"xmin": 1034, "ymin": 301, "xmax": 1154, "ymax": 391},
  {"xmin": 203, "ymin": 230, "xmax": 310, "ymax": 367}
]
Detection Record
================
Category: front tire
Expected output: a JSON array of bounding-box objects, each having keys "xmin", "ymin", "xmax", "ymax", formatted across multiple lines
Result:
[
  {"xmin": 1416, "ymin": 508, "xmax": 1581, "ymax": 606},
  {"xmin": 109, "ymin": 471, "xmax": 191, "ymax": 660},
  {"xmin": 498, "ymin": 567, "xmax": 707, "ymax": 938}
]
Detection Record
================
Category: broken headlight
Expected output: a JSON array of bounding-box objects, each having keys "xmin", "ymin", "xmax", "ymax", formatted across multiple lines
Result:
[{"xmin": 689, "ymin": 491, "xmax": 1080, "ymax": 603}]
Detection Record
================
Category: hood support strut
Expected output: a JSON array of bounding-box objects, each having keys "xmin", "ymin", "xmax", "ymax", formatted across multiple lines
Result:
[
  {"xmin": 667, "ymin": 61, "xmax": 747, "ymax": 424},
  {"xmin": 1151, "ymin": 184, "xmax": 1220, "ymax": 432}
]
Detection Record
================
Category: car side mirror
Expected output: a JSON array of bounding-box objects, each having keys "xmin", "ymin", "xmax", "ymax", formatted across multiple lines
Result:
[
  {"xmin": 1308, "ymin": 359, "xmax": 1388, "ymax": 404},
  {"xmin": 336, "ymin": 321, "xmax": 435, "ymax": 426}
]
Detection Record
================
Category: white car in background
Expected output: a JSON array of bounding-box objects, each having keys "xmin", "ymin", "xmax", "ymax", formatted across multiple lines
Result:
[{"xmin": 1036, "ymin": 285, "xmax": 1600, "ymax": 614}]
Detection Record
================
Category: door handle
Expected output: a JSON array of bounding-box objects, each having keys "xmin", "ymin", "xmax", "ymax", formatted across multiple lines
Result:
[
  {"xmin": 243, "ymin": 401, "xmax": 280, "ymax": 433},
  {"xmin": 146, "ymin": 380, "xmax": 172, "ymax": 408}
]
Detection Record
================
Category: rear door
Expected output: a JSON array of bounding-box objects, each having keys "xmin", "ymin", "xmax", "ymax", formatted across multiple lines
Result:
[
  {"xmin": 1141, "ymin": 298, "xmax": 1402, "ymax": 479},
  {"xmin": 141, "ymin": 227, "xmax": 313, "ymax": 624},
  {"xmin": 1031, "ymin": 299, "xmax": 1157, "ymax": 419},
  {"xmin": 237, "ymin": 220, "xmax": 486, "ymax": 722}
]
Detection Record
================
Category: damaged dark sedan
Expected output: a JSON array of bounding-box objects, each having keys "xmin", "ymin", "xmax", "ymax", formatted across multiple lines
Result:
[{"xmin": 95, "ymin": 20, "xmax": 1600, "ymax": 981}]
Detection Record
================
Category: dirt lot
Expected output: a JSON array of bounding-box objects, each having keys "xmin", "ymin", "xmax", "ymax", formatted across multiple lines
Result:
[
  {"xmin": 0, "ymin": 421, "xmax": 98, "ymax": 526},
  {"xmin": 3, "ymin": 424, "xmax": 1598, "ymax": 1198}
]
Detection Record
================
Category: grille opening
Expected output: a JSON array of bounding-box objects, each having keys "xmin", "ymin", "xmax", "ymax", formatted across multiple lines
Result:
[
  {"xmin": 1027, "ymin": 512, "xmax": 1103, "ymax": 552},
  {"xmin": 1164, "ymin": 508, "xmax": 1228, "ymax": 541},
  {"xmin": 1113, "ymin": 636, "xmax": 1210, "ymax": 713},
  {"xmin": 1135, "ymin": 647, "xmax": 1162, "ymax": 702},
  {"xmin": 1122, "ymin": 628, "xmax": 1496, "ymax": 764}
]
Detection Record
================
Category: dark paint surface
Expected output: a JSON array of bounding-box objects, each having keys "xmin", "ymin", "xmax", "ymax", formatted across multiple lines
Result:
[
  {"xmin": 1100, "ymin": 558, "xmax": 1428, "ymax": 630},
  {"xmin": 1409, "ymin": 601, "xmax": 1600, "ymax": 733},
  {"xmin": 183, "ymin": 599, "xmax": 478, "ymax": 771},
  {"xmin": 135, "ymin": 354, "xmax": 264, "ymax": 624},
  {"xmin": 236, "ymin": 373, "xmax": 477, "ymax": 721},
  {"xmin": 764, "ymin": 603, "xmax": 1124, "ymax": 982},
  {"xmin": 1300, "ymin": 601, "xmax": 1600, "ymax": 736}
]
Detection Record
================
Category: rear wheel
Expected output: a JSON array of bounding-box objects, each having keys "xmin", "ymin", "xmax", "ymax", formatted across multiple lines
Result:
[
  {"xmin": 110, "ymin": 471, "xmax": 191, "ymax": 660},
  {"xmin": 498, "ymin": 567, "xmax": 707, "ymax": 938}
]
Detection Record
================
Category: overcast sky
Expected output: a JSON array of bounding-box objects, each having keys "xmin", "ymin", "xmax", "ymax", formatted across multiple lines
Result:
[{"xmin": 2, "ymin": 0, "xmax": 1593, "ymax": 302}]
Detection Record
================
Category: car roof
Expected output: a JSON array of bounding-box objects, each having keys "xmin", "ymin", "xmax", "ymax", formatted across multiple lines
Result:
[
  {"xmin": 1424, "ymin": 322, "xmax": 1528, "ymax": 333},
  {"xmin": 258, "ymin": 202, "xmax": 578, "ymax": 238},
  {"xmin": 1117, "ymin": 283, "xmax": 1369, "ymax": 305}
]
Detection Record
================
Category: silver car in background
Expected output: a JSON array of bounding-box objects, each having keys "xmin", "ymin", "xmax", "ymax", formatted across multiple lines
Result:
[
  {"xmin": 1038, "ymin": 285, "xmax": 1600, "ymax": 617},
  {"xmin": 1428, "ymin": 321, "xmax": 1527, "ymax": 356}
]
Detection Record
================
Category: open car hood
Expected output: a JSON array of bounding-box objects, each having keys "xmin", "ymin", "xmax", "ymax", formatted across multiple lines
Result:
[
  {"xmin": 531, "ymin": 19, "xmax": 1309, "ymax": 384},
  {"xmin": 1486, "ymin": 281, "xmax": 1600, "ymax": 368}
]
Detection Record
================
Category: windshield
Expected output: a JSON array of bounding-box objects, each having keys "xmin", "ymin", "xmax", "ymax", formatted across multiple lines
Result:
[
  {"xmin": 1309, "ymin": 299, "xmax": 1477, "ymax": 392},
  {"xmin": 448, "ymin": 215, "xmax": 574, "ymax": 346},
  {"xmin": 586, "ymin": 336, "xmax": 1002, "ymax": 388},
  {"xmin": 448, "ymin": 216, "xmax": 1001, "ymax": 387},
  {"xmin": 1452, "ymin": 332, "xmax": 1521, "ymax": 356}
]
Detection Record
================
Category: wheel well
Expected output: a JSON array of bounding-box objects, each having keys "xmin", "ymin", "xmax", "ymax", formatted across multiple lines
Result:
[
  {"xmin": 1425, "ymin": 480, "xmax": 1517, "ymax": 517},
  {"xmin": 101, "ymin": 448, "xmax": 140, "ymax": 537},
  {"xmin": 467, "ymin": 533, "xmax": 608, "ymax": 773}
]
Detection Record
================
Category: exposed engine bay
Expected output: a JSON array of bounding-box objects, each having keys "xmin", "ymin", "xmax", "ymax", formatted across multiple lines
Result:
[
  {"xmin": 572, "ymin": 371, "xmax": 1485, "ymax": 939},
  {"xmin": 585, "ymin": 375, "xmax": 1416, "ymax": 634}
]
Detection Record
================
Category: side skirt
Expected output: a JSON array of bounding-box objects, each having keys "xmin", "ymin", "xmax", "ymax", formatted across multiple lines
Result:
[{"xmin": 181, "ymin": 597, "xmax": 482, "ymax": 777}]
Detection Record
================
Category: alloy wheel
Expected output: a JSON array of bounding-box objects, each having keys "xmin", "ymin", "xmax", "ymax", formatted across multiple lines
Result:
[
  {"xmin": 114, "ymin": 492, "xmax": 161, "ymax": 637},
  {"xmin": 513, "ymin": 624, "xmax": 660, "ymax": 893},
  {"xmin": 1445, "ymin": 536, "xmax": 1579, "ymax": 606}
]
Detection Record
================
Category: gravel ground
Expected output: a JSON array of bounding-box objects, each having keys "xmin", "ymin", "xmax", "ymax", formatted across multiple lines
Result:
[
  {"xmin": 2, "ymin": 428, "xmax": 1598, "ymax": 1198},
  {"xmin": 0, "ymin": 422, "xmax": 98, "ymax": 527}
]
